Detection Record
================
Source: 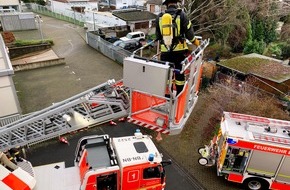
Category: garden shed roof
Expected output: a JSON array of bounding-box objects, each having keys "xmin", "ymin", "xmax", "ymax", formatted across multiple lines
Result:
[
  {"xmin": 112, "ymin": 10, "xmax": 157, "ymax": 22},
  {"xmin": 217, "ymin": 53, "xmax": 290, "ymax": 83}
]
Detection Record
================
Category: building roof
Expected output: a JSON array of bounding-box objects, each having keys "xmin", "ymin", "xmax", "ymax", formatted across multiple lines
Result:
[
  {"xmin": 112, "ymin": 9, "xmax": 157, "ymax": 22},
  {"xmin": 147, "ymin": 0, "xmax": 162, "ymax": 5},
  {"xmin": 112, "ymin": 134, "xmax": 162, "ymax": 168},
  {"xmin": 0, "ymin": 0, "xmax": 19, "ymax": 6},
  {"xmin": 52, "ymin": 0, "xmax": 97, "ymax": 2},
  {"xmin": 217, "ymin": 53, "xmax": 290, "ymax": 83}
]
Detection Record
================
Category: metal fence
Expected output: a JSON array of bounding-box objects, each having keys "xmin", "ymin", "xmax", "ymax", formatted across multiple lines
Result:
[
  {"xmin": 26, "ymin": 3, "xmax": 84, "ymax": 27},
  {"xmin": 87, "ymin": 31, "xmax": 132, "ymax": 64}
]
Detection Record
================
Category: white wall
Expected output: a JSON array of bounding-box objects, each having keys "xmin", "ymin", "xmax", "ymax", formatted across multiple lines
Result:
[
  {"xmin": 50, "ymin": 0, "xmax": 98, "ymax": 15},
  {"xmin": 0, "ymin": 0, "xmax": 19, "ymax": 6},
  {"xmin": 146, "ymin": 4, "xmax": 161, "ymax": 15},
  {"xmin": 114, "ymin": 0, "xmax": 145, "ymax": 9},
  {"xmin": 84, "ymin": 10, "xmax": 126, "ymax": 27}
]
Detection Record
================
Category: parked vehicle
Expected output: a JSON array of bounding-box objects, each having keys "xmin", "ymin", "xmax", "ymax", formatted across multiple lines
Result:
[
  {"xmin": 118, "ymin": 39, "xmax": 142, "ymax": 52},
  {"xmin": 120, "ymin": 31, "xmax": 145, "ymax": 42},
  {"xmin": 113, "ymin": 40, "xmax": 123, "ymax": 47},
  {"xmin": 1, "ymin": 132, "xmax": 171, "ymax": 190},
  {"xmin": 198, "ymin": 112, "xmax": 290, "ymax": 190},
  {"xmin": 105, "ymin": 36, "xmax": 120, "ymax": 43}
]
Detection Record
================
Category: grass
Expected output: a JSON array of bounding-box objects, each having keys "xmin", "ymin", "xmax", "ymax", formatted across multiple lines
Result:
[
  {"xmin": 219, "ymin": 57, "xmax": 290, "ymax": 81},
  {"xmin": 13, "ymin": 39, "xmax": 54, "ymax": 47}
]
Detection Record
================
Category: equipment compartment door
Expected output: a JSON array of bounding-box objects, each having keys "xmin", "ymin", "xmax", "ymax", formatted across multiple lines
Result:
[
  {"xmin": 246, "ymin": 150, "xmax": 283, "ymax": 177},
  {"xmin": 276, "ymin": 156, "xmax": 290, "ymax": 183},
  {"xmin": 221, "ymin": 146, "xmax": 250, "ymax": 173}
]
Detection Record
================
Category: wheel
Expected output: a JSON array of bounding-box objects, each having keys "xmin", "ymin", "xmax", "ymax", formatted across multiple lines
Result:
[
  {"xmin": 198, "ymin": 147, "xmax": 206, "ymax": 155},
  {"xmin": 243, "ymin": 178, "xmax": 269, "ymax": 190},
  {"xmin": 198, "ymin": 157, "xmax": 208, "ymax": 166}
]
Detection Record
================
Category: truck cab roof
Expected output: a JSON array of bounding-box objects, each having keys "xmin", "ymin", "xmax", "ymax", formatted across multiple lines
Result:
[{"xmin": 112, "ymin": 134, "xmax": 162, "ymax": 167}]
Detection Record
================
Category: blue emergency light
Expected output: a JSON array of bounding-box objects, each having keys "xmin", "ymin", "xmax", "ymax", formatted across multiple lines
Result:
[
  {"xmin": 148, "ymin": 153, "xmax": 154, "ymax": 162},
  {"xmin": 227, "ymin": 138, "xmax": 237, "ymax": 145}
]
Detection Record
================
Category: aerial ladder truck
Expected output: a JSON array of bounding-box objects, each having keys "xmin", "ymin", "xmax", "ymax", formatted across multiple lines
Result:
[
  {"xmin": 0, "ymin": 37, "xmax": 209, "ymax": 189},
  {"xmin": 0, "ymin": 38, "xmax": 209, "ymax": 152}
]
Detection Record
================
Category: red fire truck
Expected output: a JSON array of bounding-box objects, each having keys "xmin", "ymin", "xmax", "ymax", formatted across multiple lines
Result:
[
  {"xmin": 198, "ymin": 112, "xmax": 290, "ymax": 190},
  {"xmin": 0, "ymin": 130, "xmax": 171, "ymax": 190}
]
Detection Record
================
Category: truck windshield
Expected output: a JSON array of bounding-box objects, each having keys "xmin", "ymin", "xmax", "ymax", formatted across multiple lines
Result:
[
  {"xmin": 143, "ymin": 166, "xmax": 161, "ymax": 179},
  {"xmin": 126, "ymin": 34, "xmax": 133, "ymax": 39}
]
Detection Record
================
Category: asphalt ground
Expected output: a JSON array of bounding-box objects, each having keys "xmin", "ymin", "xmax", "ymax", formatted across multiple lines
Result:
[
  {"xmin": 12, "ymin": 15, "xmax": 243, "ymax": 190},
  {"xmin": 13, "ymin": 16, "xmax": 123, "ymax": 114}
]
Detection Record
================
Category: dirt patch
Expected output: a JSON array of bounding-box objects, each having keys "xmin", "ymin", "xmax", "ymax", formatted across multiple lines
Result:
[{"xmin": 1, "ymin": 31, "xmax": 15, "ymax": 44}]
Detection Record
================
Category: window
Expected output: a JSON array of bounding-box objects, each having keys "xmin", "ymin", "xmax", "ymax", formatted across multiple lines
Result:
[
  {"xmin": 126, "ymin": 33, "xmax": 133, "ymax": 39},
  {"xmin": 143, "ymin": 166, "xmax": 161, "ymax": 179},
  {"xmin": 133, "ymin": 142, "xmax": 148, "ymax": 153}
]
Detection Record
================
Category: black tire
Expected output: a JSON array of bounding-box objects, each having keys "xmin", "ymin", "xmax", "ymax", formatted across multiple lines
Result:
[
  {"xmin": 198, "ymin": 147, "xmax": 205, "ymax": 155},
  {"xmin": 198, "ymin": 157, "xmax": 208, "ymax": 166},
  {"xmin": 243, "ymin": 177, "xmax": 269, "ymax": 190}
]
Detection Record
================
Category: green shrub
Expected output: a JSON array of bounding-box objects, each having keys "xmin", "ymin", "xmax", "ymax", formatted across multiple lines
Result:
[
  {"xmin": 281, "ymin": 44, "xmax": 290, "ymax": 59},
  {"xmin": 243, "ymin": 40, "xmax": 266, "ymax": 54},
  {"xmin": 13, "ymin": 39, "xmax": 53, "ymax": 47},
  {"xmin": 201, "ymin": 77, "xmax": 211, "ymax": 90},
  {"xmin": 265, "ymin": 43, "xmax": 282, "ymax": 58}
]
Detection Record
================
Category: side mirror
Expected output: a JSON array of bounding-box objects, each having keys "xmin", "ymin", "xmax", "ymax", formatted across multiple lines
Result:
[{"xmin": 161, "ymin": 159, "xmax": 172, "ymax": 167}]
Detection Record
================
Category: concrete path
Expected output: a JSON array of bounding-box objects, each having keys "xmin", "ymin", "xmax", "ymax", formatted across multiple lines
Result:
[
  {"xmin": 12, "ymin": 15, "xmax": 123, "ymax": 114},
  {"xmin": 11, "ymin": 49, "xmax": 59, "ymax": 65}
]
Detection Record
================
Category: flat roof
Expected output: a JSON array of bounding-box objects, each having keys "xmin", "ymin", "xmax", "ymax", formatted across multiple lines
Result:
[
  {"xmin": 112, "ymin": 10, "xmax": 157, "ymax": 22},
  {"xmin": 0, "ymin": 35, "xmax": 13, "ymax": 77},
  {"xmin": 217, "ymin": 53, "xmax": 290, "ymax": 83}
]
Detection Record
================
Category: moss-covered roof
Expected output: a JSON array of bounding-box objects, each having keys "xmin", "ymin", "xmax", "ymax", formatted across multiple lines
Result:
[
  {"xmin": 218, "ymin": 57, "xmax": 290, "ymax": 82},
  {"xmin": 112, "ymin": 10, "xmax": 157, "ymax": 22}
]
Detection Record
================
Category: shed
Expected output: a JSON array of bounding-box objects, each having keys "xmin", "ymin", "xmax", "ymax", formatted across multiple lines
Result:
[{"xmin": 217, "ymin": 53, "xmax": 290, "ymax": 96}]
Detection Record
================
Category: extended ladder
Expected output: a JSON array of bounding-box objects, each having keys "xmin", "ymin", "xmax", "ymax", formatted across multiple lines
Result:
[{"xmin": 0, "ymin": 80, "xmax": 129, "ymax": 151}]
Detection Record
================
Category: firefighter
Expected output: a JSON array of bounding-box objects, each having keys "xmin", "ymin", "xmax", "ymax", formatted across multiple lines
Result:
[
  {"xmin": 8, "ymin": 146, "xmax": 24, "ymax": 162},
  {"xmin": 0, "ymin": 150, "xmax": 18, "ymax": 171},
  {"xmin": 156, "ymin": 0, "xmax": 200, "ymax": 96}
]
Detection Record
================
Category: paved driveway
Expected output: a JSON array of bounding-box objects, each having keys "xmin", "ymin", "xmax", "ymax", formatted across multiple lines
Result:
[{"xmin": 13, "ymin": 16, "xmax": 123, "ymax": 114}]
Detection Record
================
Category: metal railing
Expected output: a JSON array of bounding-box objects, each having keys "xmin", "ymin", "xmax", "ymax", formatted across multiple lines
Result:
[
  {"xmin": 25, "ymin": 3, "xmax": 84, "ymax": 27},
  {"xmin": 86, "ymin": 32, "xmax": 132, "ymax": 64}
]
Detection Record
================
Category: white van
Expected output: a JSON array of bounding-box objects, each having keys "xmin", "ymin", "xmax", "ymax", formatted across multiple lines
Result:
[{"xmin": 120, "ymin": 31, "xmax": 145, "ymax": 42}]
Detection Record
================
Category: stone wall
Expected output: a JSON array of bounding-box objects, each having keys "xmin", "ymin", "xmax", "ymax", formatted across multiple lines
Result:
[
  {"xmin": 13, "ymin": 58, "xmax": 65, "ymax": 71},
  {"xmin": 8, "ymin": 44, "xmax": 51, "ymax": 59}
]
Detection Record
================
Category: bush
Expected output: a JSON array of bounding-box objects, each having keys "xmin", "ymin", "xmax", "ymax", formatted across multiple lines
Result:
[
  {"xmin": 13, "ymin": 39, "xmax": 53, "ymax": 47},
  {"xmin": 281, "ymin": 43, "xmax": 290, "ymax": 59},
  {"xmin": 205, "ymin": 43, "xmax": 232, "ymax": 60},
  {"xmin": 264, "ymin": 43, "xmax": 282, "ymax": 58},
  {"xmin": 201, "ymin": 77, "xmax": 211, "ymax": 90},
  {"xmin": 243, "ymin": 40, "xmax": 266, "ymax": 54}
]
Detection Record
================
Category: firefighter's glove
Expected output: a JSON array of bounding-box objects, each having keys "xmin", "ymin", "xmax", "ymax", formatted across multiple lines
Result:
[{"xmin": 193, "ymin": 39, "xmax": 200, "ymax": 47}]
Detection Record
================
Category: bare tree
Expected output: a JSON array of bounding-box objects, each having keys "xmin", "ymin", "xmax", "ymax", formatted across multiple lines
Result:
[{"xmin": 184, "ymin": 0, "xmax": 288, "ymax": 49}]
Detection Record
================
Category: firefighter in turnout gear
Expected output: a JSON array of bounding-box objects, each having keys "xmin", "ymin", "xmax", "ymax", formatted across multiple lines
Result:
[{"xmin": 156, "ymin": 0, "xmax": 199, "ymax": 96}]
